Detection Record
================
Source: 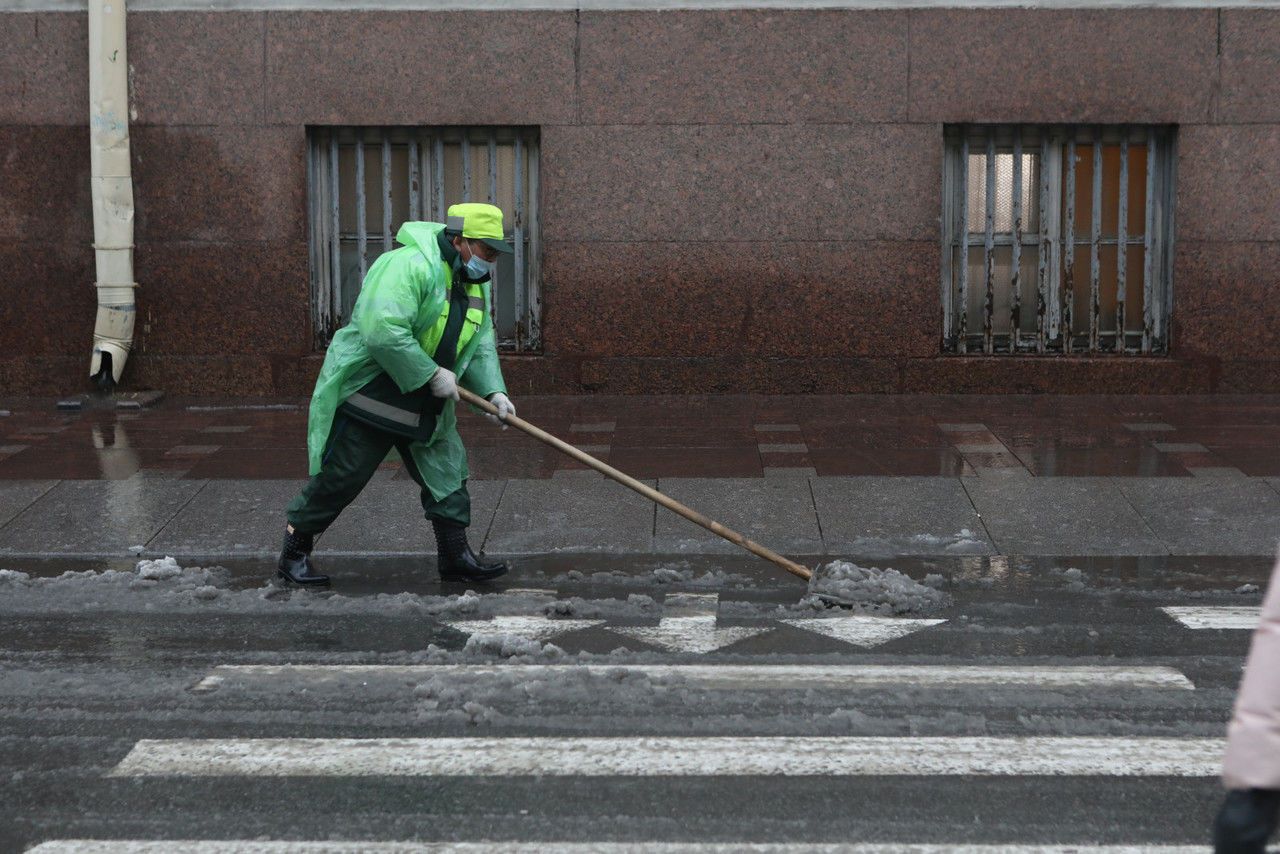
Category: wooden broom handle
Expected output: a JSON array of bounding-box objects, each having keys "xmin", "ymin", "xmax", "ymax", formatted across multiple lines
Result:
[{"xmin": 458, "ymin": 388, "xmax": 812, "ymax": 581}]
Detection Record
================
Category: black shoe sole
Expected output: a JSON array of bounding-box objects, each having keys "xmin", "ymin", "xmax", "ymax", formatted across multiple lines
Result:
[{"xmin": 276, "ymin": 569, "xmax": 331, "ymax": 587}]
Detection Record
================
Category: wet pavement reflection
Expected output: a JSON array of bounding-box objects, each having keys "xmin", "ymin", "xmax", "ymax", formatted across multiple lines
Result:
[{"xmin": 2, "ymin": 393, "xmax": 1279, "ymax": 480}]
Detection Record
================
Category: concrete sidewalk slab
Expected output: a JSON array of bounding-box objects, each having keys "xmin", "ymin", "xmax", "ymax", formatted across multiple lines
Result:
[
  {"xmin": 652, "ymin": 477, "xmax": 822, "ymax": 554},
  {"xmin": 0, "ymin": 478, "xmax": 204, "ymax": 556},
  {"xmin": 149, "ymin": 479, "xmax": 304, "ymax": 558},
  {"xmin": 0, "ymin": 481, "xmax": 54, "ymax": 529},
  {"xmin": 962, "ymin": 478, "xmax": 1165, "ymax": 556},
  {"xmin": 810, "ymin": 477, "xmax": 993, "ymax": 557},
  {"xmin": 1118, "ymin": 478, "xmax": 1280, "ymax": 555},
  {"xmin": 485, "ymin": 477, "xmax": 657, "ymax": 554}
]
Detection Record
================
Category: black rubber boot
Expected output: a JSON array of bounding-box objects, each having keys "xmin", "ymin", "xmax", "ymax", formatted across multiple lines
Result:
[
  {"xmin": 432, "ymin": 520, "xmax": 508, "ymax": 582},
  {"xmin": 1214, "ymin": 789, "xmax": 1280, "ymax": 853},
  {"xmin": 277, "ymin": 528, "xmax": 330, "ymax": 587}
]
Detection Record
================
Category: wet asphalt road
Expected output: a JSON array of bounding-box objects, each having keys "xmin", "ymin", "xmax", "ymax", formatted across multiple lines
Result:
[{"xmin": 0, "ymin": 553, "xmax": 1271, "ymax": 852}]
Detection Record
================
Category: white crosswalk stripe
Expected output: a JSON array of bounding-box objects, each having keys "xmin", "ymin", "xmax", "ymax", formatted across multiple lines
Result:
[
  {"xmin": 1162, "ymin": 605, "xmax": 1260, "ymax": 629},
  {"xmin": 108, "ymin": 735, "xmax": 1225, "ymax": 778},
  {"xmin": 189, "ymin": 663, "xmax": 1196, "ymax": 693}
]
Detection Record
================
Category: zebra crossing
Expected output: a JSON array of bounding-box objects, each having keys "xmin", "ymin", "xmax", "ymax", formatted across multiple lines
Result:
[{"xmin": 16, "ymin": 601, "xmax": 1260, "ymax": 851}]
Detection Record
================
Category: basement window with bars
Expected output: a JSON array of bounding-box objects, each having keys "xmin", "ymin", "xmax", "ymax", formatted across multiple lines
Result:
[
  {"xmin": 306, "ymin": 126, "xmax": 541, "ymax": 351},
  {"xmin": 942, "ymin": 125, "xmax": 1176, "ymax": 355}
]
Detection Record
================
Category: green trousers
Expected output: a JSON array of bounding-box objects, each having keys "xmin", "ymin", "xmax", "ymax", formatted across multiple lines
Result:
[{"xmin": 286, "ymin": 413, "xmax": 470, "ymax": 535}]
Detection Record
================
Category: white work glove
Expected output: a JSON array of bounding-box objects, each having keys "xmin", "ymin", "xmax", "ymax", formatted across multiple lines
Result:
[
  {"xmin": 427, "ymin": 367, "xmax": 459, "ymax": 401},
  {"xmin": 486, "ymin": 392, "xmax": 515, "ymax": 429}
]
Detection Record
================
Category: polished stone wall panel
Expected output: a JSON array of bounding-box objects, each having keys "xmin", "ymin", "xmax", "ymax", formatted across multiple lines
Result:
[
  {"xmin": 0, "ymin": 14, "xmax": 86, "ymax": 125},
  {"xmin": 264, "ymin": 11, "xmax": 577, "ymax": 126},
  {"xmin": 541, "ymin": 124, "xmax": 940, "ymax": 243},
  {"xmin": 1178, "ymin": 125, "xmax": 1280, "ymax": 243},
  {"xmin": 0, "ymin": 243, "xmax": 96, "ymax": 363},
  {"xmin": 0, "ymin": 126, "xmax": 92, "ymax": 241},
  {"xmin": 130, "ymin": 12, "xmax": 266, "ymax": 126},
  {"xmin": 1221, "ymin": 11, "xmax": 1280, "ymax": 124},
  {"xmin": 542, "ymin": 240, "xmax": 937, "ymax": 360},
  {"xmin": 577, "ymin": 10, "xmax": 907, "ymax": 124},
  {"xmin": 1174, "ymin": 241, "xmax": 1280, "ymax": 362},
  {"xmin": 5, "ymin": 356, "xmax": 89, "ymax": 396},
  {"xmin": 131, "ymin": 125, "xmax": 307, "ymax": 243},
  {"xmin": 133, "ymin": 240, "xmax": 311, "ymax": 356},
  {"xmin": 1218, "ymin": 362, "xmax": 1280, "ymax": 394},
  {"xmin": 128, "ymin": 355, "xmax": 277, "ymax": 396},
  {"xmin": 909, "ymin": 9, "xmax": 1218, "ymax": 123}
]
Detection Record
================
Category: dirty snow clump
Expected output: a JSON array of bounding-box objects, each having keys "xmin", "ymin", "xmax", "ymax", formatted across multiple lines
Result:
[
  {"xmin": 463, "ymin": 633, "xmax": 567, "ymax": 661},
  {"xmin": 136, "ymin": 556, "xmax": 183, "ymax": 580},
  {"xmin": 805, "ymin": 560, "xmax": 950, "ymax": 614},
  {"xmin": 0, "ymin": 569, "xmax": 32, "ymax": 586}
]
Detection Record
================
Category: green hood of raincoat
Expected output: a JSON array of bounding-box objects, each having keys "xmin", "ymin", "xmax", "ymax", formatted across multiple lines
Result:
[{"xmin": 302, "ymin": 221, "xmax": 507, "ymax": 497}]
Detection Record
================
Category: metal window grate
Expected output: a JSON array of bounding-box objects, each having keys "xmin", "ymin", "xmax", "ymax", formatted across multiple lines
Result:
[
  {"xmin": 306, "ymin": 126, "xmax": 541, "ymax": 351},
  {"xmin": 942, "ymin": 125, "xmax": 1176, "ymax": 355}
]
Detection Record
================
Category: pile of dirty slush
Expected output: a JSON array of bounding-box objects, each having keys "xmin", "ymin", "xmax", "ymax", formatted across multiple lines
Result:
[{"xmin": 804, "ymin": 559, "xmax": 949, "ymax": 614}]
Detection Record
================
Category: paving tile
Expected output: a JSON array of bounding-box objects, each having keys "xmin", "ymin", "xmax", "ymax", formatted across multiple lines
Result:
[
  {"xmin": 875, "ymin": 448, "xmax": 974, "ymax": 476},
  {"xmin": 1206, "ymin": 448, "xmax": 1280, "ymax": 478},
  {"xmin": 1117, "ymin": 477, "xmax": 1280, "ymax": 555},
  {"xmin": 653, "ymin": 477, "xmax": 821, "ymax": 554},
  {"xmin": 0, "ymin": 478, "xmax": 206, "ymax": 555},
  {"xmin": 808, "ymin": 448, "xmax": 972, "ymax": 477},
  {"xmin": 0, "ymin": 480, "xmax": 55, "ymax": 529},
  {"xmin": 0, "ymin": 447, "xmax": 171, "ymax": 480},
  {"xmin": 1012, "ymin": 447, "xmax": 1191, "ymax": 477},
  {"xmin": 759, "ymin": 451, "xmax": 815, "ymax": 470},
  {"xmin": 485, "ymin": 478, "xmax": 657, "ymax": 553},
  {"xmin": 807, "ymin": 448, "xmax": 889, "ymax": 476},
  {"xmin": 958, "ymin": 451, "xmax": 1025, "ymax": 470},
  {"xmin": 1187, "ymin": 467, "xmax": 1249, "ymax": 479},
  {"xmin": 802, "ymin": 422, "xmax": 949, "ymax": 449},
  {"xmin": 610, "ymin": 425, "xmax": 759, "ymax": 448},
  {"xmin": 149, "ymin": 479, "xmax": 304, "ymax": 557},
  {"xmin": 953, "ymin": 443, "xmax": 1008, "ymax": 454},
  {"xmin": 963, "ymin": 477, "xmax": 1165, "ymax": 556},
  {"xmin": 1153, "ymin": 443, "xmax": 1210, "ymax": 454},
  {"xmin": 606, "ymin": 447, "xmax": 762, "ymax": 478},
  {"xmin": 757, "ymin": 443, "xmax": 808, "ymax": 454},
  {"xmin": 183, "ymin": 447, "xmax": 311, "ymax": 478},
  {"xmin": 811, "ymin": 476, "xmax": 993, "ymax": 557},
  {"xmin": 763, "ymin": 467, "xmax": 817, "ymax": 478}
]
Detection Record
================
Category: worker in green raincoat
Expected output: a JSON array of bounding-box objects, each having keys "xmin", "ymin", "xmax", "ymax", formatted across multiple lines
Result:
[{"xmin": 278, "ymin": 202, "xmax": 516, "ymax": 587}]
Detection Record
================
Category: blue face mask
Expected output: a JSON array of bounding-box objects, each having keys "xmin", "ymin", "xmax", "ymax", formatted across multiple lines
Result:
[{"xmin": 463, "ymin": 245, "xmax": 493, "ymax": 279}]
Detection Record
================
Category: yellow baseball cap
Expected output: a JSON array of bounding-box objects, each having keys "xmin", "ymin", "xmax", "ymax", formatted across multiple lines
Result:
[{"xmin": 445, "ymin": 203, "xmax": 513, "ymax": 254}]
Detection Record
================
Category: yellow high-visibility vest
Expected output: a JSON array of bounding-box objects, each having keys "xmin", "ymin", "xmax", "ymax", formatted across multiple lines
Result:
[{"xmin": 418, "ymin": 279, "xmax": 486, "ymax": 361}]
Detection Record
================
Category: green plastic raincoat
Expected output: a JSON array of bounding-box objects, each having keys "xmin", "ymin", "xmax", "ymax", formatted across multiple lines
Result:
[{"xmin": 303, "ymin": 221, "xmax": 507, "ymax": 500}]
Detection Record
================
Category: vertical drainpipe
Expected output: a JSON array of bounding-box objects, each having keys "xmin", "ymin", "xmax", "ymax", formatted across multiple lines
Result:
[{"xmin": 88, "ymin": 0, "xmax": 136, "ymax": 392}]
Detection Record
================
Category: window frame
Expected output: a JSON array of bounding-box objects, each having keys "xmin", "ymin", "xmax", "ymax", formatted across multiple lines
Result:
[
  {"xmin": 941, "ymin": 124, "xmax": 1177, "ymax": 356},
  {"xmin": 305, "ymin": 125, "xmax": 542, "ymax": 353}
]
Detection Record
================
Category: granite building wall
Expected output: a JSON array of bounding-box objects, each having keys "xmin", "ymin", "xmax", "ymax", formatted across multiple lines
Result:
[{"xmin": 2, "ymin": 6, "xmax": 1277, "ymax": 395}]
